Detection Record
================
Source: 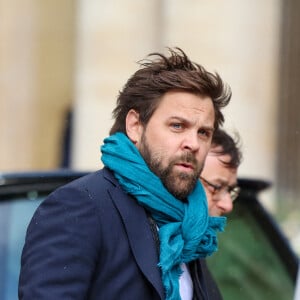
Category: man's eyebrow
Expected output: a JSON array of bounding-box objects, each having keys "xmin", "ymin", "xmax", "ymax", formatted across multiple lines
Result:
[
  {"xmin": 168, "ymin": 116, "xmax": 188, "ymax": 122},
  {"xmin": 168, "ymin": 116, "xmax": 193, "ymax": 126},
  {"xmin": 216, "ymin": 179, "xmax": 238, "ymax": 188},
  {"xmin": 200, "ymin": 125, "xmax": 214, "ymax": 132}
]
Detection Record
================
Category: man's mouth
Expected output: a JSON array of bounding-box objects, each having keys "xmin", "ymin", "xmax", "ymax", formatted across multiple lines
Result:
[{"xmin": 175, "ymin": 162, "xmax": 195, "ymax": 171}]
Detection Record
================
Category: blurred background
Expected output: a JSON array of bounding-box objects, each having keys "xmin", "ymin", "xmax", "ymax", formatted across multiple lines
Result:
[{"xmin": 0, "ymin": 0, "xmax": 299, "ymax": 254}]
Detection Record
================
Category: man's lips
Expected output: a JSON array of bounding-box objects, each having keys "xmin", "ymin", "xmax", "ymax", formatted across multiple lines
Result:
[{"xmin": 175, "ymin": 162, "xmax": 195, "ymax": 171}]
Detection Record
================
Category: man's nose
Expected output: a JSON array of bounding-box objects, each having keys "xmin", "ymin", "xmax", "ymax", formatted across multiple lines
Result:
[
  {"xmin": 182, "ymin": 132, "xmax": 200, "ymax": 152},
  {"xmin": 217, "ymin": 192, "xmax": 233, "ymax": 214}
]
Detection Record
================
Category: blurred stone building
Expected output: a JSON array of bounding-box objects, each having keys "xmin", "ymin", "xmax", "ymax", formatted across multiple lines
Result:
[{"xmin": 0, "ymin": 1, "xmax": 299, "ymax": 250}]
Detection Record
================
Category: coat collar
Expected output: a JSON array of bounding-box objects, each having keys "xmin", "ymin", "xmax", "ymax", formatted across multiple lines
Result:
[{"xmin": 103, "ymin": 168, "xmax": 164, "ymax": 299}]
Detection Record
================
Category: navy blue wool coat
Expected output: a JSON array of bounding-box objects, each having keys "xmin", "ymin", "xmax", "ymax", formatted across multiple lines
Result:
[{"xmin": 19, "ymin": 168, "xmax": 222, "ymax": 300}]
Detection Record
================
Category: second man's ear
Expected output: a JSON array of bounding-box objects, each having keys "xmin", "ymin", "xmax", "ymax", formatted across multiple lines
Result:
[{"xmin": 125, "ymin": 109, "xmax": 143, "ymax": 145}]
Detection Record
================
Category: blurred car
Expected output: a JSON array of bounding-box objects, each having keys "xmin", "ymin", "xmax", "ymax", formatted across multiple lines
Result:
[
  {"xmin": 206, "ymin": 178, "xmax": 299, "ymax": 300},
  {"xmin": 295, "ymin": 270, "xmax": 300, "ymax": 300},
  {"xmin": 0, "ymin": 170, "xmax": 299, "ymax": 300}
]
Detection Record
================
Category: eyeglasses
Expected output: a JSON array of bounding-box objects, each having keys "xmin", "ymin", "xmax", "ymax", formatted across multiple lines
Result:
[{"xmin": 200, "ymin": 176, "xmax": 240, "ymax": 202}]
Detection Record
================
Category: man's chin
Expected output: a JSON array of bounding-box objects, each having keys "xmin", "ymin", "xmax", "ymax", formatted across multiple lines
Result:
[{"xmin": 166, "ymin": 180, "xmax": 197, "ymax": 201}]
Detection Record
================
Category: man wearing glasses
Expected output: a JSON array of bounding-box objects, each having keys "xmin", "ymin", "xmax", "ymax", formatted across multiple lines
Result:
[
  {"xmin": 194, "ymin": 129, "xmax": 242, "ymax": 299},
  {"xmin": 200, "ymin": 128, "xmax": 242, "ymax": 217}
]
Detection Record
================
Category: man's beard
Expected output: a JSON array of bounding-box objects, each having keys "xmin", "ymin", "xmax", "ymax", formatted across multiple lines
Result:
[{"xmin": 139, "ymin": 133, "xmax": 203, "ymax": 201}]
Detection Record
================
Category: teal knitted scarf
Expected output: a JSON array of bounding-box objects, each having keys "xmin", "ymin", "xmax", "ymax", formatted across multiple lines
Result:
[{"xmin": 101, "ymin": 132, "xmax": 226, "ymax": 300}]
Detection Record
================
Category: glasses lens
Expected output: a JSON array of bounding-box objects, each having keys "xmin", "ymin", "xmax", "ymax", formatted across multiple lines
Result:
[{"xmin": 230, "ymin": 187, "xmax": 240, "ymax": 201}]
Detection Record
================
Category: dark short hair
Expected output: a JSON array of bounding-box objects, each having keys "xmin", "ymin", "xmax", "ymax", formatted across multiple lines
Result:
[
  {"xmin": 210, "ymin": 129, "xmax": 243, "ymax": 169},
  {"xmin": 109, "ymin": 47, "xmax": 232, "ymax": 135}
]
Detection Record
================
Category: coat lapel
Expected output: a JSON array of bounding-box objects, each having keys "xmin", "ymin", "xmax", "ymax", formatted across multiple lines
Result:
[{"xmin": 108, "ymin": 183, "xmax": 164, "ymax": 299}]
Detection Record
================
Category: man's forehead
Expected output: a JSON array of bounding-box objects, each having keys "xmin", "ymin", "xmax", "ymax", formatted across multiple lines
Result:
[{"xmin": 206, "ymin": 151, "xmax": 237, "ymax": 170}]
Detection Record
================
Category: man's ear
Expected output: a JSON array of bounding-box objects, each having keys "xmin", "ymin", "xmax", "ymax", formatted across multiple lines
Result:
[{"xmin": 126, "ymin": 109, "xmax": 143, "ymax": 145}]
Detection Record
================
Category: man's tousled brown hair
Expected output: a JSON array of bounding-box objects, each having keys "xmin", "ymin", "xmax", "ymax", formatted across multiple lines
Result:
[
  {"xmin": 110, "ymin": 47, "xmax": 231, "ymax": 135},
  {"xmin": 211, "ymin": 129, "xmax": 243, "ymax": 169}
]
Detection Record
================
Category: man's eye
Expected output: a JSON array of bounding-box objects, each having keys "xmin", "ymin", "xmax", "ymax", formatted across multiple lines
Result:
[
  {"xmin": 214, "ymin": 184, "xmax": 223, "ymax": 191},
  {"xmin": 171, "ymin": 123, "xmax": 182, "ymax": 129},
  {"xmin": 198, "ymin": 129, "xmax": 210, "ymax": 137},
  {"xmin": 208, "ymin": 184, "xmax": 222, "ymax": 193}
]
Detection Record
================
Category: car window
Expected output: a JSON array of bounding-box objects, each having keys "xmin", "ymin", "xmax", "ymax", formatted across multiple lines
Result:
[
  {"xmin": 207, "ymin": 199, "xmax": 295, "ymax": 300},
  {"xmin": 0, "ymin": 194, "xmax": 43, "ymax": 300}
]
